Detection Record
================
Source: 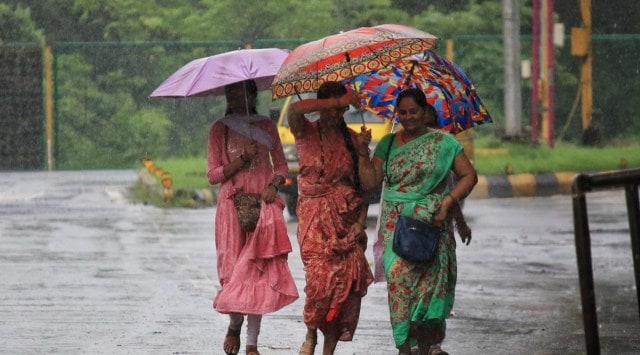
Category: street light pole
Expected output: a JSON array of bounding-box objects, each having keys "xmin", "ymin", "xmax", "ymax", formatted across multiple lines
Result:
[{"xmin": 503, "ymin": 0, "xmax": 522, "ymax": 138}]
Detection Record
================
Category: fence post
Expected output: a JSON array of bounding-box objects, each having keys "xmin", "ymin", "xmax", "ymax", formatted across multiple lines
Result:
[
  {"xmin": 625, "ymin": 183, "xmax": 640, "ymax": 320},
  {"xmin": 44, "ymin": 46, "xmax": 54, "ymax": 171},
  {"xmin": 572, "ymin": 174, "xmax": 601, "ymax": 355}
]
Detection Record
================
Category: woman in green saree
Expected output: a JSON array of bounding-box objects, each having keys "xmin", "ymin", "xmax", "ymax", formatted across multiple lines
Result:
[{"xmin": 358, "ymin": 88, "xmax": 477, "ymax": 355}]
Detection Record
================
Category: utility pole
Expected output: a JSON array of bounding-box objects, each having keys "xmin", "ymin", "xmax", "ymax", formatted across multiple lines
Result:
[
  {"xmin": 571, "ymin": 0, "xmax": 593, "ymax": 132},
  {"xmin": 541, "ymin": 0, "xmax": 555, "ymax": 147},
  {"xmin": 502, "ymin": 0, "xmax": 522, "ymax": 137},
  {"xmin": 531, "ymin": 0, "xmax": 541, "ymax": 143},
  {"xmin": 534, "ymin": 0, "xmax": 556, "ymax": 147}
]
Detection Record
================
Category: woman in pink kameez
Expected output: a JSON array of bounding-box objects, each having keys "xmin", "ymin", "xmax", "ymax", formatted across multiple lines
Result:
[
  {"xmin": 207, "ymin": 80, "xmax": 298, "ymax": 355},
  {"xmin": 287, "ymin": 82, "xmax": 374, "ymax": 355}
]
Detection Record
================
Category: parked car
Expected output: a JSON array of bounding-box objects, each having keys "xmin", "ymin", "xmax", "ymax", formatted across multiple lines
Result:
[{"xmin": 272, "ymin": 94, "xmax": 396, "ymax": 216}]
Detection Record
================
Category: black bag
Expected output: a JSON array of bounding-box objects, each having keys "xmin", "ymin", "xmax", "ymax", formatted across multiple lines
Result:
[{"xmin": 392, "ymin": 215, "xmax": 442, "ymax": 264}]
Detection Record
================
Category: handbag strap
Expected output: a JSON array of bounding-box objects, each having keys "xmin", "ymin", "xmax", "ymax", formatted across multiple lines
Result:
[
  {"xmin": 383, "ymin": 133, "xmax": 395, "ymax": 186},
  {"xmin": 223, "ymin": 125, "xmax": 240, "ymax": 190},
  {"xmin": 382, "ymin": 134, "xmax": 402, "ymax": 215}
]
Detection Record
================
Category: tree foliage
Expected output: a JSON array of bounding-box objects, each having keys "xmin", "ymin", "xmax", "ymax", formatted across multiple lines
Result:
[{"xmin": 0, "ymin": 4, "xmax": 44, "ymax": 44}]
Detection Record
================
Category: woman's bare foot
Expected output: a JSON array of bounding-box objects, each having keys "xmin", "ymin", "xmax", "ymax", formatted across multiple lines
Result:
[
  {"xmin": 322, "ymin": 331, "xmax": 338, "ymax": 355},
  {"xmin": 246, "ymin": 345, "xmax": 261, "ymax": 355},
  {"xmin": 223, "ymin": 327, "xmax": 241, "ymax": 355},
  {"xmin": 426, "ymin": 344, "xmax": 449, "ymax": 355},
  {"xmin": 397, "ymin": 341, "xmax": 412, "ymax": 354},
  {"xmin": 299, "ymin": 329, "xmax": 317, "ymax": 355}
]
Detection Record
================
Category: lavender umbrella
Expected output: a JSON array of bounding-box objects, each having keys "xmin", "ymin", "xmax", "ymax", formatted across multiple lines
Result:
[{"xmin": 150, "ymin": 48, "xmax": 290, "ymax": 98}]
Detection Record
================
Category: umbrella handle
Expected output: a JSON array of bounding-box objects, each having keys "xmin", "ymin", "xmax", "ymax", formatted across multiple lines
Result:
[
  {"xmin": 403, "ymin": 60, "xmax": 418, "ymax": 88},
  {"xmin": 359, "ymin": 110, "xmax": 366, "ymax": 128}
]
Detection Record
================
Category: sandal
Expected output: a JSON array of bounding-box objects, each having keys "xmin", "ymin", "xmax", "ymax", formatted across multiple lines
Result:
[
  {"xmin": 428, "ymin": 344, "xmax": 449, "ymax": 355},
  {"xmin": 246, "ymin": 345, "xmax": 261, "ymax": 355},
  {"xmin": 223, "ymin": 327, "xmax": 241, "ymax": 355},
  {"xmin": 298, "ymin": 333, "xmax": 317, "ymax": 355}
]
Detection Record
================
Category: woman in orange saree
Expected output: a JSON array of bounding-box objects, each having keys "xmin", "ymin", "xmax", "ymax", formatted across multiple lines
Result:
[{"xmin": 287, "ymin": 82, "xmax": 374, "ymax": 355}]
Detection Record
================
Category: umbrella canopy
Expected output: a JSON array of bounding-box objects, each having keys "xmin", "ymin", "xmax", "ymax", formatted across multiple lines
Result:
[
  {"xmin": 271, "ymin": 24, "xmax": 436, "ymax": 100},
  {"xmin": 150, "ymin": 48, "xmax": 289, "ymax": 98},
  {"xmin": 349, "ymin": 50, "xmax": 492, "ymax": 134}
]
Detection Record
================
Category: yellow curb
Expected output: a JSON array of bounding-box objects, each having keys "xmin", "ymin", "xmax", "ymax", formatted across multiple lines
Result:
[
  {"xmin": 555, "ymin": 172, "xmax": 577, "ymax": 194},
  {"xmin": 508, "ymin": 174, "xmax": 537, "ymax": 196},
  {"xmin": 468, "ymin": 175, "xmax": 489, "ymax": 199},
  {"xmin": 466, "ymin": 172, "xmax": 579, "ymax": 199}
]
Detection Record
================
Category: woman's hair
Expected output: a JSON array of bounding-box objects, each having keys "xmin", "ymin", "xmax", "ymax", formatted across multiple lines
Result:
[
  {"xmin": 317, "ymin": 81, "xmax": 361, "ymax": 193},
  {"xmin": 397, "ymin": 87, "xmax": 437, "ymax": 122},
  {"xmin": 224, "ymin": 79, "xmax": 258, "ymax": 116},
  {"xmin": 317, "ymin": 81, "xmax": 347, "ymax": 100}
]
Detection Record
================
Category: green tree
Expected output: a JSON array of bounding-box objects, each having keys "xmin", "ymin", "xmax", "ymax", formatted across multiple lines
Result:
[
  {"xmin": 334, "ymin": 0, "xmax": 409, "ymax": 29},
  {"xmin": 391, "ymin": 0, "xmax": 471, "ymax": 14},
  {"xmin": 56, "ymin": 53, "xmax": 171, "ymax": 168},
  {"xmin": 0, "ymin": 4, "xmax": 44, "ymax": 43},
  {"xmin": 1, "ymin": 0, "xmax": 103, "ymax": 42}
]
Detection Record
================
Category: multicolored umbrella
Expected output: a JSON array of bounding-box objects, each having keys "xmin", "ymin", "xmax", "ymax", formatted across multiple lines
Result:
[
  {"xmin": 271, "ymin": 24, "xmax": 436, "ymax": 100},
  {"xmin": 150, "ymin": 48, "xmax": 289, "ymax": 98},
  {"xmin": 349, "ymin": 50, "xmax": 492, "ymax": 134}
]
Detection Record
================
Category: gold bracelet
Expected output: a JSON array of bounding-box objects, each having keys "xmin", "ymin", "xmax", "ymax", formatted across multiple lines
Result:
[
  {"xmin": 355, "ymin": 220, "xmax": 366, "ymax": 228},
  {"xmin": 447, "ymin": 194, "xmax": 458, "ymax": 203}
]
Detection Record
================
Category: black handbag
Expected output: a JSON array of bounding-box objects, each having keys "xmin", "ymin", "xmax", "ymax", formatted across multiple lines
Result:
[{"xmin": 392, "ymin": 215, "xmax": 442, "ymax": 263}]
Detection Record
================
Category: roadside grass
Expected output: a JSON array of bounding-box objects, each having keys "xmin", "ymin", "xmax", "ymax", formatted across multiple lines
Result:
[
  {"xmin": 130, "ymin": 156, "xmax": 209, "ymax": 208},
  {"xmin": 472, "ymin": 136, "xmax": 640, "ymax": 175},
  {"xmin": 136, "ymin": 139, "xmax": 639, "ymax": 207},
  {"xmin": 151, "ymin": 156, "xmax": 210, "ymax": 190}
]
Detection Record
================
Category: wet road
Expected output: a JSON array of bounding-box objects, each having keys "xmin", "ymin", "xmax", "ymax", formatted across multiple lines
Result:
[{"xmin": 0, "ymin": 170, "xmax": 638, "ymax": 354}]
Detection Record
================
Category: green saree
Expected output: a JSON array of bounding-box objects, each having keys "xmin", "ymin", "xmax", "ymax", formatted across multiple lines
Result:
[{"xmin": 373, "ymin": 129, "xmax": 462, "ymax": 348}]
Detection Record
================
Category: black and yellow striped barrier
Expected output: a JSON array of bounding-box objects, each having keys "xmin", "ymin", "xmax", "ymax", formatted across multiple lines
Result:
[
  {"xmin": 141, "ymin": 158, "xmax": 173, "ymax": 201},
  {"xmin": 469, "ymin": 172, "xmax": 577, "ymax": 199}
]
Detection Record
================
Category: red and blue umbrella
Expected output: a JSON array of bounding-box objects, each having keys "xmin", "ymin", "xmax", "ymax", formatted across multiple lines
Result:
[{"xmin": 348, "ymin": 50, "xmax": 492, "ymax": 134}]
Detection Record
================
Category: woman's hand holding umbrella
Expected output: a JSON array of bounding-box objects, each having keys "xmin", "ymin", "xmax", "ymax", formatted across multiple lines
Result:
[
  {"xmin": 356, "ymin": 127, "xmax": 372, "ymax": 156},
  {"xmin": 240, "ymin": 141, "xmax": 258, "ymax": 164},
  {"xmin": 337, "ymin": 88, "xmax": 361, "ymax": 110}
]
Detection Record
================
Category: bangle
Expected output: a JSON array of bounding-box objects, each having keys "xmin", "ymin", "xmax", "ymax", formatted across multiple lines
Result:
[
  {"xmin": 268, "ymin": 183, "xmax": 279, "ymax": 192},
  {"xmin": 355, "ymin": 220, "xmax": 366, "ymax": 228},
  {"xmin": 447, "ymin": 194, "xmax": 458, "ymax": 203},
  {"xmin": 272, "ymin": 175, "xmax": 285, "ymax": 186}
]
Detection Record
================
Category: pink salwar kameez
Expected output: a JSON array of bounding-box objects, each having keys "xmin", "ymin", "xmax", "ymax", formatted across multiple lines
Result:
[{"xmin": 207, "ymin": 114, "xmax": 298, "ymax": 315}]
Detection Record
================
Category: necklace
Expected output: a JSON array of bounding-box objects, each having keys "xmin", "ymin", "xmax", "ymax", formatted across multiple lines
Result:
[
  {"xmin": 400, "ymin": 127, "xmax": 429, "ymax": 144},
  {"xmin": 399, "ymin": 130, "xmax": 415, "ymax": 144}
]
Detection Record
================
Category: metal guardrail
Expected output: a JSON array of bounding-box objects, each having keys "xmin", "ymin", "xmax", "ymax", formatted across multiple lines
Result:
[{"xmin": 572, "ymin": 168, "xmax": 640, "ymax": 355}]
